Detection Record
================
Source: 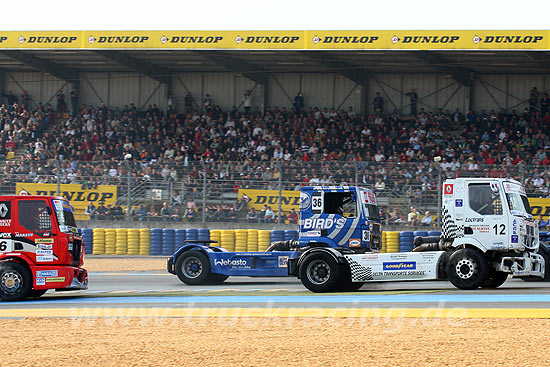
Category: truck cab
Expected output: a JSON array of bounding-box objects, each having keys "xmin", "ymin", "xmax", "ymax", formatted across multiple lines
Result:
[
  {"xmin": 0, "ymin": 195, "xmax": 88, "ymax": 301},
  {"xmin": 298, "ymin": 186, "xmax": 382, "ymax": 250}
]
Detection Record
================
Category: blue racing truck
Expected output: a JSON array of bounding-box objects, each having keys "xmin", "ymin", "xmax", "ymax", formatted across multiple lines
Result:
[
  {"xmin": 167, "ymin": 185, "xmax": 382, "ymax": 291},
  {"xmin": 168, "ymin": 179, "xmax": 548, "ymax": 292}
]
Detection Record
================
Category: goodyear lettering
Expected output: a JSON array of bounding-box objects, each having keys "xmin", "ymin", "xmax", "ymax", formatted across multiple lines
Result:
[
  {"xmin": 170, "ymin": 36, "xmax": 223, "ymax": 43},
  {"xmin": 0, "ymin": 37, "xmax": 7, "ymax": 43},
  {"xmin": 27, "ymin": 36, "xmax": 77, "ymax": 44},
  {"xmin": 402, "ymin": 36, "xmax": 459, "ymax": 44},
  {"xmin": 245, "ymin": 36, "xmax": 299, "ymax": 44},
  {"xmin": 484, "ymin": 35, "xmax": 543, "ymax": 44},
  {"xmin": 303, "ymin": 217, "xmax": 345, "ymax": 230},
  {"xmin": 98, "ymin": 36, "xmax": 149, "ymax": 44},
  {"xmin": 382, "ymin": 261, "xmax": 416, "ymax": 270},
  {"xmin": 322, "ymin": 36, "xmax": 378, "ymax": 44}
]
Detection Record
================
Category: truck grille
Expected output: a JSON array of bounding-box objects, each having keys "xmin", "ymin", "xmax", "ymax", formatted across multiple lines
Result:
[{"xmin": 72, "ymin": 238, "xmax": 82, "ymax": 266}]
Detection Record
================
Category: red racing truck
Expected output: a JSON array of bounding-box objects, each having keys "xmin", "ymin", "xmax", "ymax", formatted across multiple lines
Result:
[{"xmin": 0, "ymin": 195, "xmax": 87, "ymax": 301}]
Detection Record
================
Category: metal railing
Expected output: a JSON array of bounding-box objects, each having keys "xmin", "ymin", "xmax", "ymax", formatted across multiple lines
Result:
[{"xmin": 1, "ymin": 159, "xmax": 549, "ymax": 224}]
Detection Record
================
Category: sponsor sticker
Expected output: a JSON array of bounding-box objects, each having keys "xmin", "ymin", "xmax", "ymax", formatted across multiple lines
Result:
[
  {"xmin": 303, "ymin": 230, "xmax": 321, "ymax": 237},
  {"xmin": 349, "ymin": 239, "xmax": 361, "ymax": 247},
  {"xmin": 14, "ymin": 233, "xmax": 33, "ymax": 237},
  {"xmin": 37, "ymin": 243, "xmax": 53, "ymax": 250},
  {"xmin": 36, "ymin": 256, "xmax": 54, "ymax": 262},
  {"xmin": 278, "ymin": 256, "xmax": 289, "ymax": 267},
  {"xmin": 444, "ymin": 183, "xmax": 453, "ymax": 196},
  {"xmin": 213, "ymin": 258, "xmax": 250, "ymax": 268},
  {"xmin": 36, "ymin": 278, "xmax": 45, "ymax": 286},
  {"xmin": 299, "ymin": 192, "xmax": 311, "ymax": 210},
  {"xmin": 383, "ymin": 261, "xmax": 416, "ymax": 270},
  {"xmin": 362, "ymin": 230, "xmax": 370, "ymax": 242},
  {"xmin": 0, "ymin": 219, "xmax": 11, "ymax": 226},
  {"xmin": 511, "ymin": 235, "xmax": 519, "ymax": 243},
  {"xmin": 36, "ymin": 270, "xmax": 58, "ymax": 277},
  {"xmin": 455, "ymin": 199, "xmax": 463, "ymax": 207},
  {"xmin": 36, "ymin": 238, "xmax": 54, "ymax": 244},
  {"xmin": 45, "ymin": 277, "xmax": 65, "ymax": 283},
  {"xmin": 36, "ymin": 249, "xmax": 53, "ymax": 256}
]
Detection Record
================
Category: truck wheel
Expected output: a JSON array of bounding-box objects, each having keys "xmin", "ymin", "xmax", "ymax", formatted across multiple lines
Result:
[
  {"xmin": 447, "ymin": 248, "xmax": 488, "ymax": 290},
  {"xmin": 207, "ymin": 274, "xmax": 229, "ymax": 285},
  {"xmin": 175, "ymin": 250, "xmax": 211, "ymax": 285},
  {"xmin": 27, "ymin": 289, "xmax": 48, "ymax": 298},
  {"xmin": 482, "ymin": 271, "xmax": 508, "ymax": 288},
  {"xmin": 0, "ymin": 262, "xmax": 32, "ymax": 301},
  {"xmin": 336, "ymin": 265, "xmax": 364, "ymax": 292},
  {"xmin": 521, "ymin": 246, "xmax": 550, "ymax": 282},
  {"xmin": 299, "ymin": 252, "xmax": 340, "ymax": 293}
]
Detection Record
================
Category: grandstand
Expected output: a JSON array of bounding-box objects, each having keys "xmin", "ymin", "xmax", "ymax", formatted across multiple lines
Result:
[{"xmin": 1, "ymin": 31, "xmax": 549, "ymax": 226}]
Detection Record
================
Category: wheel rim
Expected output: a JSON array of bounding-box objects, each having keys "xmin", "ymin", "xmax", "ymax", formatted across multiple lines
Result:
[
  {"xmin": 306, "ymin": 259, "xmax": 330, "ymax": 285},
  {"xmin": 456, "ymin": 258, "xmax": 477, "ymax": 280},
  {"xmin": 182, "ymin": 257, "xmax": 202, "ymax": 279},
  {"xmin": 1, "ymin": 271, "xmax": 23, "ymax": 294}
]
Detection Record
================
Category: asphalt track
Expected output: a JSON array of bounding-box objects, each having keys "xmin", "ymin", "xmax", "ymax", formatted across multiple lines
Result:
[{"xmin": 2, "ymin": 271, "xmax": 550, "ymax": 318}]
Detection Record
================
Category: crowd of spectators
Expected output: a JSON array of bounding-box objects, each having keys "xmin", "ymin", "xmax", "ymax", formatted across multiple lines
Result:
[{"xmin": 2, "ymin": 88, "xmax": 550, "ymax": 222}]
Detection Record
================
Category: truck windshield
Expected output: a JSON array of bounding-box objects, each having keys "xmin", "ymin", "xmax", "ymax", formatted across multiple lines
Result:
[
  {"xmin": 52, "ymin": 199, "xmax": 77, "ymax": 233},
  {"xmin": 363, "ymin": 203, "xmax": 380, "ymax": 221},
  {"xmin": 506, "ymin": 193, "xmax": 532, "ymax": 216}
]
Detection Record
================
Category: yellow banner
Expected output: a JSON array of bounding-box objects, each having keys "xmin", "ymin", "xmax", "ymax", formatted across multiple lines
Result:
[
  {"xmin": 529, "ymin": 198, "xmax": 550, "ymax": 220},
  {"xmin": 0, "ymin": 30, "xmax": 548, "ymax": 50},
  {"xmin": 15, "ymin": 183, "xmax": 117, "ymax": 211},
  {"xmin": 239, "ymin": 189, "xmax": 300, "ymax": 212}
]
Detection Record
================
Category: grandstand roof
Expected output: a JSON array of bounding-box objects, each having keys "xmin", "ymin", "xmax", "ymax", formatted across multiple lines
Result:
[{"xmin": 1, "ymin": 49, "xmax": 549, "ymax": 76}]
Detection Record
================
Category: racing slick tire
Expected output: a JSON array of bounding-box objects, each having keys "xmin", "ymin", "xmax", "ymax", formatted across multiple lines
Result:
[
  {"xmin": 0, "ymin": 261, "xmax": 32, "ymax": 301},
  {"xmin": 521, "ymin": 246, "xmax": 550, "ymax": 282},
  {"xmin": 447, "ymin": 248, "xmax": 489, "ymax": 290},
  {"xmin": 175, "ymin": 250, "xmax": 212, "ymax": 285},
  {"xmin": 481, "ymin": 271, "xmax": 508, "ymax": 288},
  {"xmin": 299, "ymin": 252, "xmax": 341, "ymax": 293},
  {"xmin": 207, "ymin": 273, "xmax": 229, "ymax": 284},
  {"xmin": 336, "ymin": 265, "xmax": 364, "ymax": 292}
]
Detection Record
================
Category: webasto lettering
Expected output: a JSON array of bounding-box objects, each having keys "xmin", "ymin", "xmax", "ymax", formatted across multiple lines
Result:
[
  {"xmin": 402, "ymin": 36, "xmax": 459, "ymax": 43},
  {"xmin": 245, "ymin": 36, "xmax": 299, "ymax": 43},
  {"xmin": 214, "ymin": 259, "xmax": 247, "ymax": 266}
]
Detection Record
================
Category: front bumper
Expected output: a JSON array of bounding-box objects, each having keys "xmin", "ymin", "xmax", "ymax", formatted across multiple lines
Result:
[
  {"xmin": 30, "ymin": 265, "xmax": 88, "ymax": 291},
  {"xmin": 167, "ymin": 257, "xmax": 175, "ymax": 274},
  {"xmin": 496, "ymin": 252, "xmax": 545, "ymax": 278}
]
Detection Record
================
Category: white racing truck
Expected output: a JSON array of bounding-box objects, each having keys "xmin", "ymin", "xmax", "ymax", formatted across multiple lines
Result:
[{"xmin": 296, "ymin": 177, "xmax": 547, "ymax": 292}]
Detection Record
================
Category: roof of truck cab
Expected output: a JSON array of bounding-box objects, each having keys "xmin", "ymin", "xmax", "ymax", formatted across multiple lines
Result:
[
  {"xmin": 0, "ymin": 195, "xmax": 66, "ymax": 201},
  {"xmin": 302, "ymin": 186, "xmax": 364, "ymax": 191},
  {"xmin": 445, "ymin": 177, "xmax": 521, "ymax": 185}
]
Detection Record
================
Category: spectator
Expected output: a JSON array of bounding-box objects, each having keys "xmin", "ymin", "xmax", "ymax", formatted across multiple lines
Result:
[
  {"xmin": 408, "ymin": 207, "xmax": 419, "ymax": 227},
  {"xmin": 406, "ymin": 89, "xmax": 418, "ymax": 115},
  {"xmin": 184, "ymin": 92, "xmax": 193, "ymax": 114},
  {"xmin": 373, "ymin": 92, "xmax": 383, "ymax": 113},
  {"xmin": 111, "ymin": 204, "xmax": 124, "ymax": 220},
  {"xmin": 56, "ymin": 90, "xmax": 66, "ymax": 114},
  {"xmin": 287, "ymin": 208, "xmax": 298, "ymax": 224},
  {"xmin": 421, "ymin": 211, "xmax": 433, "ymax": 226},
  {"xmin": 529, "ymin": 87, "xmax": 538, "ymax": 113},
  {"xmin": 134, "ymin": 204, "xmax": 148, "ymax": 221},
  {"xmin": 540, "ymin": 92, "xmax": 550, "ymax": 116},
  {"xmin": 247, "ymin": 208, "xmax": 259, "ymax": 223},
  {"xmin": 171, "ymin": 191, "xmax": 182, "ymax": 207},
  {"xmin": 70, "ymin": 88, "xmax": 79, "ymax": 116},
  {"xmin": 293, "ymin": 92, "xmax": 304, "ymax": 112},
  {"xmin": 171, "ymin": 207, "xmax": 181, "ymax": 222},
  {"xmin": 203, "ymin": 94, "xmax": 212, "ymax": 111},
  {"xmin": 96, "ymin": 202, "xmax": 107, "ymax": 219},
  {"xmin": 85, "ymin": 202, "xmax": 96, "ymax": 219},
  {"xmin": 264, "ymin": 206, "xmax": 275, "ymax": 223},
  {"xmin": 160, "ymin": 202, "xmax": 172, "ymax": 221},
  {"xmin": 184, "ymin": 208, "xmax": 196, "ymax": 222},
  {"xmin": 538, "ymin": 214, "xmax": 548, "ymax": 231},
  {"xmin": 242, "ymin": 90, "xmax": 252, "ymax": 115}
]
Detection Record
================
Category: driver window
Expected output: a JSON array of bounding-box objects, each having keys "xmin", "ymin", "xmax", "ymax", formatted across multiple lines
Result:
[
  {"xmin": 469, "ymin": 184, "xmax": 502, "ymax": 215},
  {"xmin": 18, "ymin": 200, "xmax": 52, "ymax": 232},
  {"xmin": 324, "ymin": 192, "xmax": 357, "ymax": 218}
]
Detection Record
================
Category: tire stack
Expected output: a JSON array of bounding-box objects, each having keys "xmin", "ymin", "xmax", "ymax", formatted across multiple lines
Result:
[
  {"xmin": 138, "ymin": 228, "xmax": 151, "ymax": 255},
  {"xmin": 258, "ymin": 230, "xmax": 271, "ymax": 252},
  {"xmin": 381, "ymin": 231, "xmax": 387, "ymax": 253},
  {"xmin": 92, "ymin": 228, "xmax": 105, "ymax": 255},
  {"xmin": 150, "ymin": 228, "xmax": 162, "ymax": 255},
  {"xmin": 220, "ymin": 230, "xmax": 235, "ymax": 251},
  {"xmin": 385, "ymin": 231, "xmax": 399, "ymax": 253},
  {"xmin": 284, "ymin": 230, "xmax": 299, "ymax": 241},
  {"xmin": 127, "ymin": 229, "xmax": 139, "ymax": 255},
  {"xmin": 175, "ymin": 229, "xmax": 186, "ymax": 251},
  {"xmin": 210, "ymin": 229, "xmax": 221, "ymax": 245},
  {"xmin": 105, "ymin": 229, "xmax": 116, "ymax": 255},
  {"xmin": 271, "ymin": 230, "xmax": 285, "ymax": 245},
  {"xmin": 235, "ymin": 229, "xmax": 248, "ymax": 252},
  {"xmin": 247, "ymin": 229, "xmax": 258, "ymax": 252},
  {"xmin": 186, "ymin": 228, "xmax": 198, "ymax": 241},
  {"xmin": 399, "ymin": 231, "xmax": 414, "ymax": 252},
  {"xmin": 82, "ymin": 228, "xmax": 93, "ymax": 255},
  {"xmin": 428, "ymin": 230, "xmax": 442, "ymax": 237},
  {"xmin": 162, "ymin": 228, "xmax": 176, "ymax": 256},
  {"xmin": 115, "ymin": 228, "xmax": 128, "ymax": 255},
  {"xmin": 198, "ymin": 229, "xmax": 210, "ymax": 242}
]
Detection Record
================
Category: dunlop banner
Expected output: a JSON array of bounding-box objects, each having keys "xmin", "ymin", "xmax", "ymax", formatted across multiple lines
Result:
[
  {"xmin": 529, "ymin": 198, "xmax": 550, "ymax": 219},
  {"xmin": 15, "ymin": 183, "xmax": 117, "ymax": 211},
  {"xmin": 0, "ymin": 30, "xmax": 548, "ymax": 50},
  {"xmin": 239, "ymin": 189, "xmax": 300, "ymax": 212}
]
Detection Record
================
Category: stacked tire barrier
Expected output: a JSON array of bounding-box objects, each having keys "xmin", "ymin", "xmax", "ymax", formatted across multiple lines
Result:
[
  {"xmin": 115, "ymin": 228, "xmax": 127, "ymax": 255},
  {"xmin": 175, "ymin": 229, "xmax": 186, "ymax": 251},
  {"xmin": 235, "ymin": 230, "xmax": 247, "ymax": 251},
  {"xmin": 105, "ymin": 229, "xmax": 116, "ymax": 255},
  {"xmin": 385, "ymin": 231, "xmax": 399, "ymax": 253},
  {"xmin": 162, "ymin": 228, "xmax": 175, "ymax": 256},
  {"xmin": 271, "ymin": 230, "xmax": 285, "ymax": 243},
  {"xmin": 247, "ymin": 229, "xmax": 258, "ymax": 251},
  {"xmin": 428, "ymin": 231, "xmax": 442, "ymax": 237},
  {"xmin": 150, "ymin": 228, "xmax": 162, "ymax": 255},
  {"xmin": 92, "ymin": 228, "xmax": 105, "ymax": 255},
  {"xmin": 220, "ymin": 230, "xmax": 235, "ymax": 251},
  {"xmin": 284, "ymin": 230, "xmax": 299, "ymax": 241},
  {"xmin": 138, "ymin": 228, "xmax": 150, "ymax": 255},
  {"xmin": 198, "ymin": 229, "xmax": 210, "ymax": 242},
  {"xmin": 399, "ymin": 231, "xmax": 414, "ymax": 253},
  {"xmin": 258, "ymin": 230, "xmax": 271, "ymax": 251},
  {"xmin": 186, "ymin": 228, "xmax": 198, "ymax": 241},
  {"xmin": 210, "ymin": 229, "xmax": 221, "ymax": 244},
  {"xmin": 82, "ymin": 228, "xmax": 93, "ymax": 254}
]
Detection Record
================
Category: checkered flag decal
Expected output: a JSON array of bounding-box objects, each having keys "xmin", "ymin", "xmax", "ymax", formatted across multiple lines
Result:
[
  {"xmin": 345, "ymin": 256, "xmax": 373, "ymax": 281},
  {"xmin": 441, "ymin": 205, "xmax": 463, "ymax": 240}
]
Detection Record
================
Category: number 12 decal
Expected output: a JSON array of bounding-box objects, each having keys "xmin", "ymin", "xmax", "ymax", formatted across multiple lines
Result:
[{"xmin": 492, "ymin": 224, "xmax": 505, "ymax": 235}]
